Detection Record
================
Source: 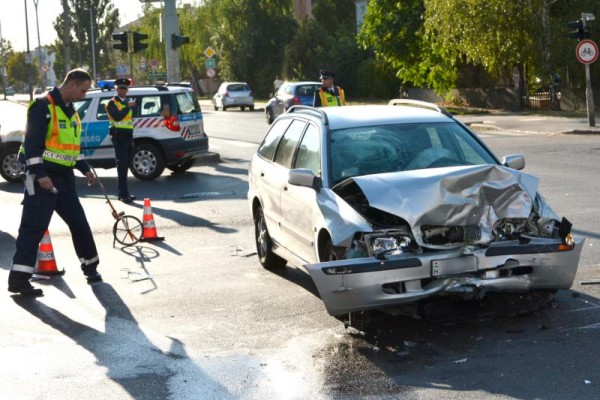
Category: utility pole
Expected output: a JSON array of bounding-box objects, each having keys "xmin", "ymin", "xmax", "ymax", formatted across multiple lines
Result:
[
  {"xmin": 24, "ymin": 0, "xmax": 32, "ymax": 101},
  {"xmin": 86, "ymin": 8, "xmax": 97, "ymax": 84},
  {"xmin": 61, "ymin": 0, "xmax": 71, "ymax": 72},
  {"xmin": 33, "ymin": 0, "xmax": 45, "ymax": 88},
  {"xmin": 163, "ymin": 0, "xmax": 180, "ymax": 82},
  {"xmin": 0, "ymin": 19, "xmax": 6, "ymax": 100}
]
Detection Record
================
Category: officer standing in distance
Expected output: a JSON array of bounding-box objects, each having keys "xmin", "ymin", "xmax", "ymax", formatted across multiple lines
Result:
[
  {"xmin": 313, "ymin": 69, "xmax": 346, "ymax": 107},
  {"xmin": 8, "ymin": 69, "xmax": 102, "ymax": 297},
  {"xmin": 106, "ymin": 78, "xmax": 136, "ymax": 203}
]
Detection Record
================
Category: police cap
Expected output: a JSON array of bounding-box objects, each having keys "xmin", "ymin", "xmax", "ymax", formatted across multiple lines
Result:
[
  {"xmin": 115, "ymin": 78, "xmax": 131, "ymax": 88},
  {"xmin": 319, "ymin": 70, "xmax": 335, "ymax": 80}
]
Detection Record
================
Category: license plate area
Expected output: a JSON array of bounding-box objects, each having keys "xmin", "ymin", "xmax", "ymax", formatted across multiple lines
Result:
[{"xmin": 432, "ymin": 256, "xmax": 477, "ymax": 277}]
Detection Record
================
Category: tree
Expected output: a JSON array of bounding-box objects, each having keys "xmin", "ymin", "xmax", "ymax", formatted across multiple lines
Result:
[
  {"xmin": 205, "ymin": 0, "xmax": 298, "ymax": 96},
  {"xmin": 52, "ymin": 0, "xmax": 119, "ymax": 79},
  {"xmin": 7, "ymin": 52, "xmax": 40, "ymax": 89}
]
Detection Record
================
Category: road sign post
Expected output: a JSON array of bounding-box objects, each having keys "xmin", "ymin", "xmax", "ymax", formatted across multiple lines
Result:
[{"xmin": 577, "ymin": 14, "xmax": 596, "ymax": 127}]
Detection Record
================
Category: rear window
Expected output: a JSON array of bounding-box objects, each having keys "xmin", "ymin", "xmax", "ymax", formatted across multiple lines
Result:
[
  {"xmin": 296, "ymin": 85, "xmax": 320, "ymax": 96},
  {"xmin": 227, "ymin": 84, "xmax": 250, "ymax": 92},
  {"xmin": 173, "ymin": 91, "xmax": 201, "ymax": 115}
]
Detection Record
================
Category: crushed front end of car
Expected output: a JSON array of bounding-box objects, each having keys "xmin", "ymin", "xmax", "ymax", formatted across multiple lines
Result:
[{"xmin": 306, "ymin": 165, "xmax": 584, "ymax": 316}]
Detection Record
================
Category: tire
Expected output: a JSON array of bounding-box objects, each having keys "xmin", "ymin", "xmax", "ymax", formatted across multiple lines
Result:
[
  {"xmin": 254, "ymin": 206, "xmax": 286, "ymax": 269},
  {"xmin": 213, "ymin": 102, "xmax": 218, "ymax": 111},
  {"xmin": 265, "ymin": 109, "xmax": 274, "ymax": 124},
  {"xmin": 130, "ymin": 142, "xmax": 166, "ymax": 181},
  {"xmin": 222, "ymin": 106, "xmax": 227, "ymax": 111},
  {"xmin": 320, "ymin": 238, "xmax": 340, "ymax": 262},
  {"xmin": 241, "ymin": 106, "xmax": 246, "ymax": 111},
  {"xmin": 167, "ymin": 159, "xmax": 195, "ymax": 173},
  {"xmin": 0, "ymin": 145, "xmax": 24, "ymax": 183},
  {"xmin": 250, "ymin": 106, "xmax": 255, "ymax": 111}
]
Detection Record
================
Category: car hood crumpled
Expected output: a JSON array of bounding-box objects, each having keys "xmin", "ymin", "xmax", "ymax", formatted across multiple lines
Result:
[{"xmin": 346, "ymin": 164, "xmax": 560, "ymax": 246}]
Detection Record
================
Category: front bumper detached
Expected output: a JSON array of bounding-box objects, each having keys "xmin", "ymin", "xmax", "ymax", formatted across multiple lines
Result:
[{"xmin": 305, "ymin": 237, "xmax": 585, "ymax": 316}]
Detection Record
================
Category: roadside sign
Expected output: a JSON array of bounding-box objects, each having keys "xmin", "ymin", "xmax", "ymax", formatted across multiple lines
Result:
[
  {"xmin": 151, "ymin": 59, "xmax": 158, "ymax": 71},
  {"xmin": 116, "ymin": 64, "xmax": 128, "ymax": 76},
  {"xmin": 576, "ymin": 40, "xmax": 598, "ymax": 64},
  {"xmin": 204, "ymin": 47, "xmax": 216, "ymax": 58},
  {"xmin": 205, "ymin": 58, "xmax": 216, "ymax": 69},
  {"xmin": 41, "ymin": 63, "xmax": 50, "ymax": 72},
  {"xmin": 206, "ymin": 68, "xmax": 216, "ymax": 78}
]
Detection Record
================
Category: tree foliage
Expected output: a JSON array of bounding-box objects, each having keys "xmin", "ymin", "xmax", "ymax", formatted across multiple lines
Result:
[{"xmin": 51, "ymin": 0, "xmax": 119, "ymax": 79}]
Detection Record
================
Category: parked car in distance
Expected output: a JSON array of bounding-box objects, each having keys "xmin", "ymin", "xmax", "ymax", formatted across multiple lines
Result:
[
  {"xmin": 0, "ymin": 84, "xmax": 208, "ymax": 183},
  {"xmin": 5, "ymin": 86, "xmax": 15, "ymax": 96},
  {"xmin": 264, "ymin": 81, "xmax": 321, "ymax": 124},
  {"xmin": 247, "ymin": 99, "xmax": 584, "ymax": 326},
  {"xmin": 212, "ymin": 82, "xmax": 254, "ymax": 111}
]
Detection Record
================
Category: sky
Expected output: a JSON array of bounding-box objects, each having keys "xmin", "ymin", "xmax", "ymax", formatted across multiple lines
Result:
[{"xmin": 0, "ymin": 0, "xmax": 149, "ymax": 52}]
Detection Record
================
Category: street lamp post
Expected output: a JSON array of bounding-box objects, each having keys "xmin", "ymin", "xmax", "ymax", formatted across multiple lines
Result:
[
  {"xmin": 24, "ymin": 0, "xmax": 32, "ymax": 101},
  {"xmin": 33, "ymin": 0, "xmax": 45, "ymax": 88},
  {"xmin": 85, "ymin": 8, "xmax": 97, "ymax": 84},
  {"xmin": 0, "ymin": 19, "xmax": 6, "ymax": 100}
]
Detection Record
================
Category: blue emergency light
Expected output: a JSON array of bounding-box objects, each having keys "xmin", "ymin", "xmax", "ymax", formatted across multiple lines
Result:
[{"xmin": 97, "ymin": 80, "xmax": 116, "ymax": 90}]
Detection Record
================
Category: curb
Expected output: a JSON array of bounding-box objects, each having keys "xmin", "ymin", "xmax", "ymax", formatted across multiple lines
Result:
[{"xmin": 467, "ymin": 122, "xmax": 600, "ymax": 136}]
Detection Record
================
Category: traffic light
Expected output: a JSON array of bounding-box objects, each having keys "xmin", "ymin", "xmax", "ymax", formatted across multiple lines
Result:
[
  {"xmin": 171, "ymin": 33, "xmax": 190, "ymax": 49},
  {"xmin": 132, "ymin": 32, "xmax": 149, "ymax": 52},
  {"xmin": 112, "ymin": 32, "xmax": 128, "ymax": 52},
  {"xmin": 568, "ymin": 20, "xmax": 591, "ymax": 40}
]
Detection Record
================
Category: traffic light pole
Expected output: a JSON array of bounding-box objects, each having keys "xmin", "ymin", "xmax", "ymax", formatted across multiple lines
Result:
[
  {"xmin": 163, "ymin": 0, "xmax": 180, "ymax": 82},
  {"xmin": 582, "ymin": 15, "xmax": 595, "ymax": 127}
]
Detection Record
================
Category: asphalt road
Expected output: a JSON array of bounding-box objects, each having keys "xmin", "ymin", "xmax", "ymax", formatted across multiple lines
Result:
[{"xmin": 1, "ymin": 101, "xmax": 600, "ymax": 399}]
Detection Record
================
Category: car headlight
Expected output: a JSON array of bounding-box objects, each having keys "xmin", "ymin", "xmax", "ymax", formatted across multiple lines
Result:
[{"xmin": 364, "ymin": 230, "xmax": 416, "ymax": 257}]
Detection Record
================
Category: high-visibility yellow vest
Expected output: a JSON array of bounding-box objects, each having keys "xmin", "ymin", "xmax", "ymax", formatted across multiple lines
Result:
[
  {"xmin": 318, "ymin": 87, "xmax": 346, "ymax": 107},
  {"xmin": 20, "ymin": 94, "xmax": 83, "ymax": 167},
  {"xmin": 106, "ymin": 98, "xmax": 134, "ymax": 131}
]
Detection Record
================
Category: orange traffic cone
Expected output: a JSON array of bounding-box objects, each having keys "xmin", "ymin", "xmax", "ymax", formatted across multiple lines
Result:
[
  {"xmin": 140, "ymin": 198, "xmax": 164, "ymax": 242},
  {"xmin": 34, "ymin": 230, "xmax": 65, "ymax": 276}
]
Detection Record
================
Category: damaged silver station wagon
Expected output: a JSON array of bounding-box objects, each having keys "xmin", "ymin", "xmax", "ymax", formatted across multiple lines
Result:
[{"xmin": 247, "ymin": 100, "xmax": 584, "ymax": 319}]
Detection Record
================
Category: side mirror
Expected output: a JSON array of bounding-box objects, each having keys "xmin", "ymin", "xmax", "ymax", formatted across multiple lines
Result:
[
  {"xmin": 288, "ymin": 169, "xmax": 321, "ymax": 191},
  {"xmin": 502, "ymin": 154, "xmax": 525, "ymax": 170}
]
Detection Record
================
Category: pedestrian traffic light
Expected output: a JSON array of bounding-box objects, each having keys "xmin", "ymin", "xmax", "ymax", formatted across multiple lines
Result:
[
  {"xmin": 112, "ymin": 32, "xmax": 128, "ymax": 52},
  {"xmin": 132, "ymin": 32, "xmax": 149, "ymax": 52},
  {"xmin": 171, "ymin": 34, "xmax": 190, "ymax": 49},
  {"xmin": 568, "ymin": 20, "xmax": 591, "ymax": 40}
]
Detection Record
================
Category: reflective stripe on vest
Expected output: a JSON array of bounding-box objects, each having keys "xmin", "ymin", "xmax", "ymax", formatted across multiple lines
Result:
[
  {"xmin": 318, "ymin": 87, "xmax": 346, "ymax": 107},
  {"xmin": 107, "ymin": 98, "xmax": 134, "ymax": 130}
]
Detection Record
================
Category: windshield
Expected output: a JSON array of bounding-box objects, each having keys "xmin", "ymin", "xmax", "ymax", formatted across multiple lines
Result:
[{"xmin": 330, "ymin": 122, "xmax": 497, "ymax": 184}]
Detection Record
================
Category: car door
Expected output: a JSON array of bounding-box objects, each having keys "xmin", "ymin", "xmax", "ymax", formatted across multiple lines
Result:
[
  {"xmin": 77, "ymin": 96, "xmax": 114, "ymax": 161},
  {"xmin": 251, "ymin": 118, "xmax": 293, "ymax": 241},
  {"xmin": 280, "ymin": 122, "xmax": 321, "ymax": 263}
]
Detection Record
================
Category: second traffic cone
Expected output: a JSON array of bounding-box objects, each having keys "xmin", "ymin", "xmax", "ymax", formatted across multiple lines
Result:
[
  {"xmin": 140, "ymin": 198, "xmax": 164, "ymax": 242},
  {"xmin": 34, "ymin": 230, "xmax": 65, "ymax": 276}
]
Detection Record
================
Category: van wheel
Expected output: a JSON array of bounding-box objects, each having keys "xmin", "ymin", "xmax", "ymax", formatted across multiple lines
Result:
[
  {"xmin": 254, "ymin": 206, "xmax": 286, "ymax": 269},
  {"xmin": 0, "ymin": 145, "xmax": 24, "ymax": 183},
  {"xmin": 131, "ymin": 143, "xmax": 165, "ymax": 180},
  {"xmin": 167, "ymin": 159, "xmax": 195, "ymax": 173}
]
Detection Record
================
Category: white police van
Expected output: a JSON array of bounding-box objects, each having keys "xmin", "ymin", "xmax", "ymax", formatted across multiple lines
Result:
[{"xmin": 0, "ymin": 82, "xmax": 208, "ymax": 183}]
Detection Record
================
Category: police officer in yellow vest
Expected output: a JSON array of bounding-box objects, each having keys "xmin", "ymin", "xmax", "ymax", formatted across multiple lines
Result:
[
  {"xmin": 8, "ymin": 69, "xmax": 101, "ymax": 296},
  {"xmin": 106, "ymin": 78, "xmax": 136, "ymax": 203},
  {"xmin": 313, "ymin": 69, "xmax": 346, "ymax": 107}
]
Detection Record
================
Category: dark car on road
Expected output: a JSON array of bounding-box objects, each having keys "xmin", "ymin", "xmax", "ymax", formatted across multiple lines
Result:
[{"xmin": 265, "ymin": 81, "xmax": 321, "ymax": 124}]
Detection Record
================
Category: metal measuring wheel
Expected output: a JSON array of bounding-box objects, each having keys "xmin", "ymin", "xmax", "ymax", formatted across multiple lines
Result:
[{"xmin": 91, "ymin": 168, "xmax": 143, "ymax": 246}]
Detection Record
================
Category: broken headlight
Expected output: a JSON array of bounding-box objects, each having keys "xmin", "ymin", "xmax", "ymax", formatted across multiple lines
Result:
[{"xmin": 364, "ymin": 230, "xmax": 418, "ymax": 258}]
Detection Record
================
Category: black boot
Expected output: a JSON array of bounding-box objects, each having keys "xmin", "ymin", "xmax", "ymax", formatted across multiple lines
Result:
[
  {"xmin": 8, "ymin": 271, "xmax": 44, "ymax": 297},
  {"xmin": 82, "ymin": 265, "xmax": 103, "ymax": 284}
]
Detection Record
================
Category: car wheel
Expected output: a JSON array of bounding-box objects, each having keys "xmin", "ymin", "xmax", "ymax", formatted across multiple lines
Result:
[
  {"xmin": 166, "ymin": 159, "xmax": 195, "ymax": 174},
  {"xmin": 0, "ymin": 145, "xmax": 24, "ymax": 183},
  {"xmin": 254, "ymin": 206, "xmax": 286, "ymax": 269},
  {"xmin": 130, "ymin": 142, "xmax": 166, "ymax": 180},
  {"xmin": 241, "ymin": 106, "xmax": 246, "ymax": 111},
  {"xmin": 320, "ymin": 238, "xmax": 340, "ymax": 262},
  {"xmin": 250, "ymin": 106, "xmax": 255, "ymax": 111},
  {"xmin": 213, "ymin": 102, "xmax": 218, "ymax": 111},
  {"xmin": 222, "ymin": 106, "xmax": 227, "ymax": 112},
  {"xmin": 265, "ymin": 109, "xmax": 274, "ymax": 124}
]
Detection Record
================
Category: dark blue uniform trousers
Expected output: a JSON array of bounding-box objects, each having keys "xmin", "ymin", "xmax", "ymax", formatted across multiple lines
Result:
[
  {"xmin": 111, "ymin": 132, "xmax": 133, "ymax": 197},
  {"xmin": 10, "ymin": 169, "xmax": 99, "ymax": 282}
]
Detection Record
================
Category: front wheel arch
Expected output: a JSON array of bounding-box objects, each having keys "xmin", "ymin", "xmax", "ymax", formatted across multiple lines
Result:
[
  {"xmin": 318, "ymin": 230, "xmax": 344, "ymax": 262},
  {"xmin": 130, "ymin": 140, "xmax": 166, "ymax": 180}
]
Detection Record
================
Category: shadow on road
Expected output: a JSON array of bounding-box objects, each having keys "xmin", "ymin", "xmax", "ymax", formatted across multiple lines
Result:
[{"xmin": 13, "ymin": 283, "xmax": 230, "ymax": 398}]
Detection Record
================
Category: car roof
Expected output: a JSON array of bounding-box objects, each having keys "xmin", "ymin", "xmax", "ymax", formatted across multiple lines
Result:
[
  {"xmin": 287, "ymin": 103, "xmax": 454, "ymax": 130},
  {"xmin": 86, "ymin": 85, "xmax": 193, "ymax": 97}
]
